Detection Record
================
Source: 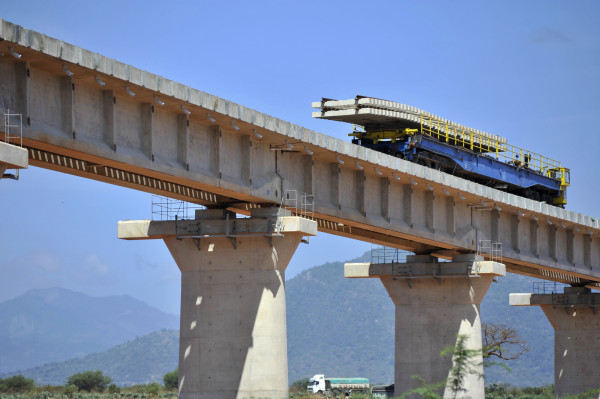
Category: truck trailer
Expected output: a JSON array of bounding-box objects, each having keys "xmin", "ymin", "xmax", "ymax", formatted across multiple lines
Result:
[{"xmin": 307, "ymin": 374, "xmax": 370, "ymax": 395}]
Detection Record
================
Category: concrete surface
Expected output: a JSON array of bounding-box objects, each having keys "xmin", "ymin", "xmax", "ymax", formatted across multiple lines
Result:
[
  {"xmin": 120, "ymin": 210, "xmax": 316, "ymax": 399},
  {"xmin": 508, "ymin": 293, "xmax": 533, "ymax": 306},
  {"xmin": 118, "ymin": 216, "xmax": 317, "ymax": 240},
  {"xmin": 312, "ymin": 96, "xmax": 506, "ymax": 143},
  {"xmin": 542, "ymin": 305, "xmax": 600, "ymax": 397},
  {"xmin": 346, "ymin": 255, "xmax": 505, "ymax": 399},
  {"xmin": 510, "ymin": 288, "xmax": 600, "ymax": 396},
  {"xmin": 345, "ymin": 258, "xmax": 505, "ymax": 279},
  {"xmin": 1, "ymin": 18, "xmax": 599, "ymax": 285},
  {"xmin": 0, "ymin": 141, "xmax": 28, "ymax": 178}
]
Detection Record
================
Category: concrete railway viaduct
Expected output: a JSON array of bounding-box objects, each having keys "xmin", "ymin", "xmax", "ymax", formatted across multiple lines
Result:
[{"xmin": 0, "ymin": 19, "xmax": 598, "ymax": 398}]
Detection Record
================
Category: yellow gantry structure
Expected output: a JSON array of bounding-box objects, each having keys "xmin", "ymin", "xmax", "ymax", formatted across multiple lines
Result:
[{"xmin": 350, "ymin": 113, "xmax": 570, "ymax": 198}]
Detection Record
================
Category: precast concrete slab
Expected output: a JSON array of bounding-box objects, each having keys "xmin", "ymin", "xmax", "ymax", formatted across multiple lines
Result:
[
  {"xmin": 510, "ymin": 287, "xmax": 600, "ymax": 396},
  {"xmin": 312, "ymin": 96, "xmax": 507, "ymax": 144}
]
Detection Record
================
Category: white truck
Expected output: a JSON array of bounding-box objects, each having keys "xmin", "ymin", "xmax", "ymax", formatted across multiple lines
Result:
[{"xmin": 306, "ymin": 374, "xmax": 370, "ymax": 395}]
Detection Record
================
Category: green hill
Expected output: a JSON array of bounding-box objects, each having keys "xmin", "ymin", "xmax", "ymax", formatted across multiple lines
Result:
[
  {"xmin": 285, "ymin": 252, "xmax": 553, "ymax": 387},
  {"xmin": 4, "ymin": 330, "xmax": 178, "ymax": 386},
  {"xmin": 480, "ymin": 274, "xmax": 554, "ymax": 385},
  {"xmin": 0, "ymin": 288, "xmax": 179, "ymax": 373},
  {"xmin": 2, "ymin": 252, "xmax": 554, "ymax": 387},
  {"xmin": 286, "ymin": 252, "xmax": 395, "ymax": 385}
]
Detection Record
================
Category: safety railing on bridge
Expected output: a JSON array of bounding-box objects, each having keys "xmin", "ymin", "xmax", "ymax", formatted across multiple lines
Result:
[
  {"xmin": 532, "ymin": 281, "xmax": 600, "ymax": 310},
  {"xmin": 473, "ymin": 240, "xmax": 502, "ymax": 277},
  {"xmin": 281, "ymin": 190, "xmax": 314, "ymax": 220},
  {"xmin": 477, "ymin": 240, "xmax": 502, "ymax": 264},
  {"xmin": 370, "ymin": 245, "xmax": 410, "ymax": 264},
  {"xmin": 3, "ymin": 110, "xmax": 23, "ymax": 147},
  {"xmin": 532, "ymin": 281, "xmax": 568, "ymax": 294},
  {"xmin": 151, "ymin": 195, "xmax": 205, "ymax": 221},
  {"xmin": 2, "ymin": 110, "xmax": 23, "ymax": 180},
  {"xmin": 419, "ymin": 114, "xmax": 567, "ymax": 181}
]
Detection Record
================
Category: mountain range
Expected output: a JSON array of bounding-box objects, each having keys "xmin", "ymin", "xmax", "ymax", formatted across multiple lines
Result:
[
  {"xmin": 1, "ymin": 252, "xmax": 554, "ymax": 387},
  {"xmin": 0, "ymin": 287, "xmax": 179, "ymax": 373}
]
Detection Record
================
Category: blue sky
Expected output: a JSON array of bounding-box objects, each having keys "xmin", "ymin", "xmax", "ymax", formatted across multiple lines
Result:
[{"xmin": 1, "ymin": 1, "xmax": 599, "ymax": 315}]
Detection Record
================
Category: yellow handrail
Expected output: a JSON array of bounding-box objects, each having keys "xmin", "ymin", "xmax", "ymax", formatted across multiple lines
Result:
[{"xmin": 419, "ymin": 114, "xmax": 564, "ymax": 179}]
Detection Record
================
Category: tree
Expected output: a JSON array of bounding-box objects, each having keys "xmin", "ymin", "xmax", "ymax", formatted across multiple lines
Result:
[
  {"xmin": 482, "ymin": 323, "xmax": 529, "ymax": 363},
  {"xmin": 163, "ymin": 369, "xmax": 178, "ymax": 390},
  {"xmin": 290, "ymin": 377, "xmax": 310, "ymax": 394},
  {"xmin": 441, "ymin": 335, "xmax": 482, "ymax": 398},
  {"xmin": 398, "ymin": 376, "xmax": 445, "ymax": 399},
  {"xmin": 63, "ymin": 384, "xmax": 78, "ymax": 396},
  {"xmin": 146, "ymin": 382, "xmax": 161, "ymax": 396},
  {"xmin": 66, "ymin": 370, "xmax": 112, "ymax": 392},
  {"xmin": 0, "ymin": 375, "xmax": 36, "ymax": 392},
  {"xmin": 400, "ymin": 335, "xmax": 481, "ymax": 399}
]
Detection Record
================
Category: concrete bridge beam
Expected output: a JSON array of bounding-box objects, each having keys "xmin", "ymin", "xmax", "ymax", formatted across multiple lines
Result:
[
  {"xmin": 346, "ymin": 255, "xmax": 505, "ymax": 398},
  {"xmin": 119, "ymin": 208, "xmax": 317, "ymax": 399},
  {"xmin": 2, "ymin": 18, "xmax": 600, "ymax": 284},
  {"xmin": 510, "ymin": 288, "xmax": 600, "ymax": 396}
]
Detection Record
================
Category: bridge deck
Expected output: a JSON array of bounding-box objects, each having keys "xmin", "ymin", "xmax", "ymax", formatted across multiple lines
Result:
[{"xmin": 1, "ymin": 18, "xmax": 599, "ymax": 286}]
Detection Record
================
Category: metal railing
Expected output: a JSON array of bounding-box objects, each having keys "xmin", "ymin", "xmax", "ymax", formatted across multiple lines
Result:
[
  {"xmin": 281, "ymin": 189, "xmax": 314, "ymax": 219},
  {"xmin": 3, "ymin": 110, "xmax": 23, "ymax": 147},
  {"xmin": 533, "ymin": 281, "xmax": 568, "ymax": 294},
  {"xmin": 477, "ymin": 240, "xmax": 502, "ymax": 264},
  {"xmin": 151, "ymin": 195, "xmax": 205, "ymax": 221},
  {"xmin": 371, "ymin": 245, "xmax": 410, "ymax": 264},
  {"xmin": 419, "ymin": 114, "xmax": 568, "ymax": 182}
]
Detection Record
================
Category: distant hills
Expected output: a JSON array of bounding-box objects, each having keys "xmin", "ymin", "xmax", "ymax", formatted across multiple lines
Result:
[
  {"xmin": 286, "ymin": 252, "xmax": 553, "ymax": 387},
  {"xmin": 0, "ymin": 287, "xmax": 179, "ymax": 373},
  {"xmin": 286, "ymin": 252, "xmax": 396, "ymax": 384},
  {"xmin": 1, "ymin": 253, "xmax": 554, "ymax": 387},
  {"xmin": 3, "ymin": 330, "xmax": 178, "ymax": 386}
]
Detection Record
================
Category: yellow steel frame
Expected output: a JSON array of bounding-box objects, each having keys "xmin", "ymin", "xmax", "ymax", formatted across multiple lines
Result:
[
  {"xmin": 419, "ymin": 114, "xmax": 568, "ymax": 181},
  {"xmin": 349, "ymin": 127, "xmax": 417, "ymax": 143},
  {"xmin": 352, "ymin": 124, "xmax": 365, "ymax": 133},
  {"xmin": 350, "ymin": 115, "xmax": 570, "ymax": 204}
]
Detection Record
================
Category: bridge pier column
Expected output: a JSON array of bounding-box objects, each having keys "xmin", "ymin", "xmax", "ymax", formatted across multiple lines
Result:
[
  {"xmin": 118, "ymin": 208, "xmax": 317, "ymax": 399},
  {"xmin": 510, "ymin": 287, "xmax": 600, "ymax": 396},
  {"xmin": 345, "ymin": 254, "xmax": 505, "ymax": 399}
]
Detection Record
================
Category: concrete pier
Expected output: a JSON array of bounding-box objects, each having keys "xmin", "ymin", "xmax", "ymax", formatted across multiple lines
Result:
[
  {"xmin": 510, "ymin": 287, "xmax": 600, "ymax": 396},
  {"xmin": 346, "ymin": 255, "xmax": 505, "ymax": 399},
  {"xmin": 0, "ymin": 141, "xmax": 27, "ymax": 180},
  {"xmin": 119, "ymin": 208, "xmax": 317, "ymax": 399}
]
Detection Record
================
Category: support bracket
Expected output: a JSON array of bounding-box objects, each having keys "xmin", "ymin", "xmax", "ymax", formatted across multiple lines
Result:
[
  {"xmin": 226, "ymin": 214, "xmax": 237, "ymax": 249},
  {"xmin": 192, "ymin": 238, "xmax": 201, "ymax": 251}
]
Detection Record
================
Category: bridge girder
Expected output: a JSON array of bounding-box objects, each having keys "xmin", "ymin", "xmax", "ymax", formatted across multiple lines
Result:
[{"xmin": 1, "ymin": 18, "xmax": 599, "ymax": 286}]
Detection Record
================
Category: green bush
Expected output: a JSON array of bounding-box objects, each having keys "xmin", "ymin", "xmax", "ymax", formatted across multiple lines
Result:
[
  {"xmin": 63, "ymin": 385, "xmax": 78, "ymax": 396},
  {"xmin": 162, "ymin": 370, "xmax": 178, "ymax": 391},
  {"xmin": 563, "ymin": 389, "xmax": 600, "ymax": 399},
  {"xmin": 0, "ymin": 375, "xmax": 36, "ymax": 392},
  {"xmin": 108, "ymin": 384, "xmax": 120, "ymax": 394},
  {"xmin": 290, "ymin": 378, "xmax": 310, "ymax": 394},
  {"xmin": 66, "ymin": 371, "xmax": 112, "ymax": 392},
  {"xmin": 145, "ymin": 383, "xmax": 160, "ymax": 396}
]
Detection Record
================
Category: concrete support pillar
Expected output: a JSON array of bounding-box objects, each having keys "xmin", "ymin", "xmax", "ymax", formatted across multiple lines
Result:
[
  {"xmin": 510, "ymin": 287, "xmax": 600, "ymax": 396},
  {"xmin": 345, "ymin": 254, "xmax": 505, "ymax": 399},
  {"xmin": 119, "ymin": 208, "xmax": 317, "ymax": 399}
]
